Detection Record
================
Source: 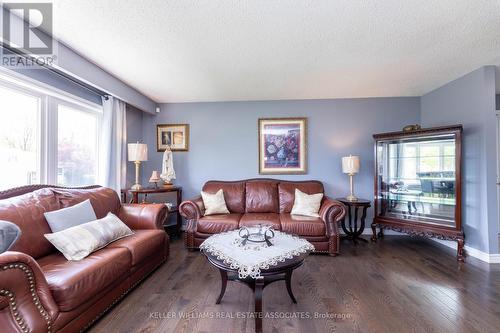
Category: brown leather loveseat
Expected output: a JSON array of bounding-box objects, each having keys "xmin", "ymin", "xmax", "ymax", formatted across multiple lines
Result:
[
  {"xmin": 180, "ymin": 179, "xmax": 346, "ymax": 255},
  {"xmin": 0, "ymin": 185, "xmax": 169, "ymax": 333}
]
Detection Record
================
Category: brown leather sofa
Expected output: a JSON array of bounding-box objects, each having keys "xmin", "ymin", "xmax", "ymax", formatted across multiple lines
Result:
[
  {"xmin": 0, "ymin": 185, "xmax": 169, "ymax": 333},
  {"xmin": 179, "ymin": 179, "xmax": 346, "ymax": 255}
]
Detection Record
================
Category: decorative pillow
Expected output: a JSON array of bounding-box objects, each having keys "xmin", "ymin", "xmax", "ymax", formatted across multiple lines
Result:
[
  {"xmin": 44, "ymin": 199, "xmax": 97, "ymax": 232},
  {"xmin": 291, "ymin": 189, "xmax": 324, "ymax": 217},
  {"xmin": 44, "ymin": 213, "xmax": 133, "ymax": 261},
  {"xmin": 201, "ymin": 189, "xmax": 230, "ymax": 216}
]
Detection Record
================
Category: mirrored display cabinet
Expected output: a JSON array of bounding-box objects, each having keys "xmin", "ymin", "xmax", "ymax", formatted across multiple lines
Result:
[{"xmin": 372, "ymin": 125, "xmax": 464, "ymax": 261}]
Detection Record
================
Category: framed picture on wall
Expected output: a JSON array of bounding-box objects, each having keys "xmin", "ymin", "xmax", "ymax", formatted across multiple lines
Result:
[
  {"xmin": 156, "ymin": 124, "xmax": 189, "ymax": 151},
  {"xmin": 258, "ymin": 118, "xmax": 307, "ymax": 174}
]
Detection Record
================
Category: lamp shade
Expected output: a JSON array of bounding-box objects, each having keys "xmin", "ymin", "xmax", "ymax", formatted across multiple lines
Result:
[
  {"xmin": 342, "ymin": 155, "xmax": 360, "ymax": 174},
  {"xmin": 128, "ymin": 143, "xmax": 148, "ymax": 161},
  {"xmin": 149, "ymin": 170, "xmax": 160, "ymax": 182}
]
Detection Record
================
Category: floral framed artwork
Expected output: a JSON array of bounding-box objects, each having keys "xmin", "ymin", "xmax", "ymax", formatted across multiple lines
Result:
[
  {"xmin": 156, "ymin": 124, "xmax": 189, "ymax": 152},
  {"xmin": 258, "ymin": 118, "xmax": 307, "ymax": 174}
]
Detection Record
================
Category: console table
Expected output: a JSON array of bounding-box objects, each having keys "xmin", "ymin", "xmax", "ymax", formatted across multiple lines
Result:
[{"xmin": 123, "ymin": 186, "xmax": 182, "ymax": 236}]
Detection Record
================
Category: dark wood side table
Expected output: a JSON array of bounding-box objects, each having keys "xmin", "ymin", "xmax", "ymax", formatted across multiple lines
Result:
[
  {"xmin": 335, "ymin": 198, "xmax": 371, "ymax": 243},
  {"xmin": 122, "ymin": 186, "xmax": 183, "ymax": 237}
]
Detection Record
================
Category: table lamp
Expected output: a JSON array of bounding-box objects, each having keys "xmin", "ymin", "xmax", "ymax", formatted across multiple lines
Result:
[
  {"xmin": 342, "ymin": 155, "xmax": 360, "ymax": 201},
  {"xmin": 149, "ymin": 170, "xmax": 161, "ymax": 188},
  {"xmin": 128, "ymin": 142, "xmax": 148, "ymax": 190}
]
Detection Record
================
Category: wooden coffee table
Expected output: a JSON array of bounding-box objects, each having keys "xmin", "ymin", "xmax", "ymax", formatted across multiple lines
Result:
[{"xmin": 204, "ymin": 251, "xmax": 307, "ymax": 333}]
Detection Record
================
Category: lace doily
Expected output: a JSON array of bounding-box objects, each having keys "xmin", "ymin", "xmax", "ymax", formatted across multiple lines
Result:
[{"xmin": 200, "ymin": 228, "xmax": 315, "ymax": 279}]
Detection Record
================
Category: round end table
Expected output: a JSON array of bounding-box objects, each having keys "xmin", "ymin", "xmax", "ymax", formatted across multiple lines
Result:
[{"xmin": 335, "ymin": 198, "xmax": 371, "ymax": 243}]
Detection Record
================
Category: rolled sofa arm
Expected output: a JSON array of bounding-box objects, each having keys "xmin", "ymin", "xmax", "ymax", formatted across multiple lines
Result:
[
  {"xmin": 179, "ymin": 197, "xmax": 204, "ymax": 250},
  {"xmin": 0, "ymin": 251, "xmax": 59, "ymax": 333},
  {"xmin": 319, "ymin": 197, "xmax": 347, "ymax": 237},
  {"xmin": 179, "ymin": 196, "xmax": 204, "ymax": 223},
  {"xmin": 118, "ymin": 204, "xmax": 168, "ymax": 230}
]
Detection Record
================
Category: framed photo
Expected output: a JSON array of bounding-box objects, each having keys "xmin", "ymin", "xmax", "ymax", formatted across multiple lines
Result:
[
  {"xmin": 258, "ymin": 118, "xmax": 307, "ymax": 174},
  {"xmin": 156, "ymin": 124, "xmax": 189, "ymax": 151}
]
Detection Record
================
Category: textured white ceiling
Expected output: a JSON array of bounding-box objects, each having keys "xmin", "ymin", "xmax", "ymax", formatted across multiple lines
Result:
[{"xmin": 52, "ymin": 0, "xmax": 500, "ymax": 103}]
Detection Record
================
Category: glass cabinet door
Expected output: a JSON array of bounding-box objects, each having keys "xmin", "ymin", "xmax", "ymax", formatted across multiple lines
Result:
[{"xmin": 376, "ymin": 134, "xmax": 457, "ymax": 227}]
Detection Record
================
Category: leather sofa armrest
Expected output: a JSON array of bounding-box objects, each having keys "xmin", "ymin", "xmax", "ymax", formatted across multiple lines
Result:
[
  {"xmin": 179, "ymin": 196, "xmax": 204, "ymax": 222},
  {"xmin": 179, "ymin": 197, "xmax": 203, "ymax": 249},
  {"xmin": 319, "ymin": 197, "xmax": 347, "ymax": 237},
  {"xmin": 0, "ymin": 251, "xmax": 59, "ymax": 333},
  {"xmin": 118, "ymin": 204, "xmax": 168, "ymax": 230}
]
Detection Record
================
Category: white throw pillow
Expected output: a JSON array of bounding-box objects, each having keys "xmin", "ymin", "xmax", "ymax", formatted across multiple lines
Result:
[
  {"xmin": 291, "ymin": 189, "xmax": 324, "ymax": 217},
  {"xmin": 201, "ymin": 189, "xmax": 230, "ymax": 216},
  {"xmin": 44, "ymin": 212, "xmax": 133, "ymax": 261},
  {"xmin": 44, "ymin": 199, "xmax": 97, "ymax": 232}
]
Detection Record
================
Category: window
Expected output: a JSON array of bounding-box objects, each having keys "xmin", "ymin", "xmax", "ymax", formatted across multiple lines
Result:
[
  {"xmin": 401, "ymin": 144, "xmax": 417, "ymax": 180},
  {"xmin": 0, "ymin": 73, "xmax": 102, "ymax": 190},
  {"xmin": 419, "ymin": 145, "xmax": 441, "ymax": 172},
  {"xmin": 57, "ymin": 103, "xmax": 99, "ymax": 186},
  {"xmin": 0, "ymin": 84, "xmax": 41, "ymax": 188},
  {"xmin": 389, "ymin": 139, "xmax": 456, "ymax": 183},
  {"xmin": 443, "ymin": 144, "xmax": 455, "ymax": 171}
]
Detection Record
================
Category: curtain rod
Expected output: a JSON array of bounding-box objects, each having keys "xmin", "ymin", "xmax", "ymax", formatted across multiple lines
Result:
[{"xmin": 1, "ymin": 43, "xmax": 110, "ymax": 100}]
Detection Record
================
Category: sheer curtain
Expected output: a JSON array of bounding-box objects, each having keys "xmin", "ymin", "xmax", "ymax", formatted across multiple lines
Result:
[{"xmin": 99, "ymin": 96, "xmax": 127, "ymax": 194}]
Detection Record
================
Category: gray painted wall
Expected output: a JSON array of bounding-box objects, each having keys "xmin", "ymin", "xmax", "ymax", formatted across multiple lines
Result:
[
  {"xmin": 496, "ymin": 94, "xmax": 500, "ymax": 109},
  {"xmin": 131, "ymin": 67, "xmax": 500, "ymax": 255},
  {"xmin": 140, "ymin": 97, "xmax": 420, "ymax": 223},
  {"xmin": 421, "ymin": 66, "xmax": 498, "ymax": 254}
]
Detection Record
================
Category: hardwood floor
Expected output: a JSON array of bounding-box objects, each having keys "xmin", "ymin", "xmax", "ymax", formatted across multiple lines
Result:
[{"xmin": 89, "ymin": 235, "xmax": 500, "ymax": 333}]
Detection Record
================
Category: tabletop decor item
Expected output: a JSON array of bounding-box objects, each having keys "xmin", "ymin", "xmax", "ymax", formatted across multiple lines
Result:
[
  {"xmin": 238, "ymin": 224, "xmax": 275, "ymax": 246},
  {"xmin": 342, "ymin": 155, "xmax": 360, "ymax": 201},
  {"xmin": 128, "ymin": 142, "xmax": 148, "ymax": 190},
  {"xmin": 258, "ymin": 117, "xmax": 307, "ymax": 174},
  {"xmin": 160, "ymin": 145, "xmax": 176, "ymax": 185},
  {"xmin": 149, "ymin": 170, "xmax": 161, "ymax": 188},
  {"xmin": 402, "ymin": 124, "xmax": 421, "ymax": 132},
  {"xmin": 157, "ymin": 123, "xmax": 189, "ymax": 151}
]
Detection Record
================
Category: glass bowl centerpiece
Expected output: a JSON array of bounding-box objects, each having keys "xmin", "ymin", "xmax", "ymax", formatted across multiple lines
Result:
[{"xmin": 238, "ymin": 224, "xmax": 275, "ymax": 246}]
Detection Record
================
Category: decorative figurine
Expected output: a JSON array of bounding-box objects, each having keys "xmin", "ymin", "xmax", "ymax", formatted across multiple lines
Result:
[
  {"xmin": 160, "ymin": 145, "xmax": 176, "ymax": 186},
  {"xmin": 402, "ymin": 124, "xmax": 421, "ymax": 132}
]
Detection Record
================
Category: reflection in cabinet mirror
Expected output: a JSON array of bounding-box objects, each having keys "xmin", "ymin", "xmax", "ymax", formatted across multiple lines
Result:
[{"xmin": 372, "ymin": 125, "xmax": 464, "ymax": 261}]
